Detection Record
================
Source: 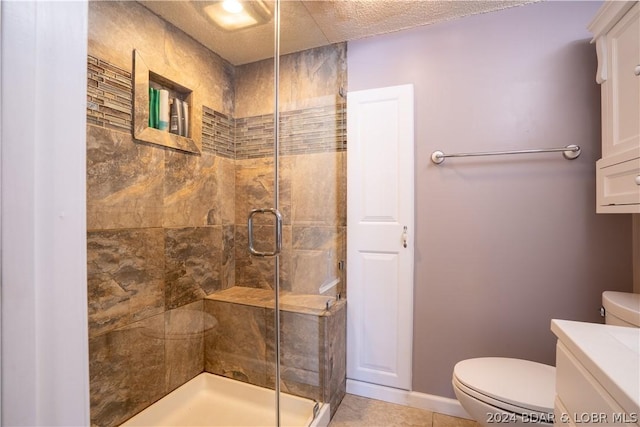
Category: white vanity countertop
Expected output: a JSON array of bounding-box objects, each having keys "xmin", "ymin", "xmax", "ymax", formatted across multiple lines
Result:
[{"xmin": 551, "ymin": 319, "xmax": 640, "ymax": 416}]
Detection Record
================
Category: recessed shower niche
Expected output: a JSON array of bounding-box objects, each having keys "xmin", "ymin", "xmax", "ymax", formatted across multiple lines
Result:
[{"xmin": 133, "ymin": 50, "xmax": 201, "ymax": 154}]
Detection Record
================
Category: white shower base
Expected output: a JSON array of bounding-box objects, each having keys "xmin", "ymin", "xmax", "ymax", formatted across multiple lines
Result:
[{"xmin": 121, "ymin": 372, "xmax": 330, "ymax": 427}]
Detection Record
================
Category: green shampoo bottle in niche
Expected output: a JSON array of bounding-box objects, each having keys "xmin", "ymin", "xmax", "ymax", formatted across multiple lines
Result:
[{"xmin": 148, "ymin": 88, "xmax": 158, "ymax": 128}]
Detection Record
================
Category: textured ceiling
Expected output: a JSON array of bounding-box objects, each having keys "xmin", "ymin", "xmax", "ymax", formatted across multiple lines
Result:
[{"xmin": 139, "ymin": 0, "xmax": 536, "ymax": 65}]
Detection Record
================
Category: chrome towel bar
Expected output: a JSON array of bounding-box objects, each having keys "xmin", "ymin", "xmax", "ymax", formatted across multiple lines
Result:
[{"xmin": 430, "ymin": 144, "xmax": 581, "ymax": 164}]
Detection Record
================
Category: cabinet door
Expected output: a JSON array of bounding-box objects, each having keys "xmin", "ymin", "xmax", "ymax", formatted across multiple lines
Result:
[
  {"xmin": 596, "ymin": 157, "xmax": 640, "ymax": 211},
  {"xmin": 602, "ymin": 3, "xmax": 640, "ymax": 159},
  {"xmin": 556, "ymin": 343, "xmax": 627, "ymax": 424}
]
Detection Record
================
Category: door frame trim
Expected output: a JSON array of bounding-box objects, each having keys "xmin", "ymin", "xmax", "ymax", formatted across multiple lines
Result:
[
  {"xmin": 346, "ymin": 84, "xmax": 415, "ymax": 390},
  {"xmin": 1, "ymin": 2, "xmax": 90, "ymax": 424}
]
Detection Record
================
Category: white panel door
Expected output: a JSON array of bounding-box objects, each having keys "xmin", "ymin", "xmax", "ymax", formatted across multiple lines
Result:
[{"xmin": 347, "ymin": 84, "xmax": 414, "ymax": 390}]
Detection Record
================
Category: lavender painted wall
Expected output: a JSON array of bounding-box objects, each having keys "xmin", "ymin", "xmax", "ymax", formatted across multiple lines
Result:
[{"xmin": 348, "ymin": 1, "xmax": 634, "ymax": 398}]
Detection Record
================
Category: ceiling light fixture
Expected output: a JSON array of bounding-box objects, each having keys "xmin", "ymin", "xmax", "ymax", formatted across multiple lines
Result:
[
  {"xmin": 222, "ymin": 0, "xmax": 243, "ymax": 14},
  {"xmin": 200, "ymin": 0, "xmax": 272, "ymax": 32}
]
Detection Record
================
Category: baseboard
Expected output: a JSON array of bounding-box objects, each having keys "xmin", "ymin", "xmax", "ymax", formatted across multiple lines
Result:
[{"xmin": 346, "ymin": 379, "xmax": 472, "ymax": 420}]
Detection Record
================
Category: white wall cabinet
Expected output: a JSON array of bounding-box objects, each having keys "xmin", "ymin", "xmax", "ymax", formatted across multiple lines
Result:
[{"xmin": 589, "ymin": 1, "xmax": 640, "ymax": 213}]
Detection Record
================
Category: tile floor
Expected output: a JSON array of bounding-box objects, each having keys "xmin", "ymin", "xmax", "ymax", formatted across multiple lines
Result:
[{"xmin": 328, "ymin": 394, "xmax": 479, "ymax": 427}]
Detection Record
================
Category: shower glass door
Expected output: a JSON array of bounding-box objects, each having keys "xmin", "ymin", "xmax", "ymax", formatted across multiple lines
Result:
[
  {"xmin": 237, "ymin": 0, "xmax": 285, "ymax": 423},
  {"xmin": 270, "ymin": 1, "xmax": 348, "ymax": 424},
  {"xmin": 242, "ymin": 0, "xmax": 348, "ymax": 423}
]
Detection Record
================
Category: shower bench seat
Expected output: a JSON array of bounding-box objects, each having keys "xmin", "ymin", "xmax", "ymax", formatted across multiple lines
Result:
[{"xmin": 204, "ymin": 287, "xmax": 346, "ymax": 418}]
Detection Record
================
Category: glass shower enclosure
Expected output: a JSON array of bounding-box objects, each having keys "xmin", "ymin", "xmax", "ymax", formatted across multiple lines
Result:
[{"xmin": 85, "ymin": 0, "xmax": 346, "ymax": 425}]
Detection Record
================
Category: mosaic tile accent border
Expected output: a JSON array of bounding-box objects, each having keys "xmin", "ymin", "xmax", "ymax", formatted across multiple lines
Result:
[
  {"xmin": 202, "ymin": 106, "xmax": 235, "ymax": 158},
  {"xmin": 236, "ymin": 104, "xmax": 346, "ymax": 160},
  {"xmin": 280, "ymin": 103, "xmax": 346, "ymax": 156},
  {"xmin": 87, "ymin": 56, "xmax": 347, "ymax": 158},
  {"xmin": 235, "ymin": 114, "xmax": 275, "ymax": 159},
  {"xmin": 87, "ymin": 56, "xmax": 133, "ymax": 133}
]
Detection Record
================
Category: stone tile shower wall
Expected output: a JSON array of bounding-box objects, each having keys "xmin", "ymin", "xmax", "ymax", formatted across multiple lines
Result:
[
  {"xmin": 233, "ymin": 44, "xmax": 348, "ymax": 297},
  {"xmin": 87, "ymin": 2, "xmax": 346, "ymax": 425},
  {"xmin": 87, "ymin": 2, "xmax": 236, "ymax": 426}
]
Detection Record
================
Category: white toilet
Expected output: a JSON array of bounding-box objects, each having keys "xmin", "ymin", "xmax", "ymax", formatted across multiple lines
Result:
[{"xmin": 452, "ymin": 291, "xmax": 640, "ymax": 427}]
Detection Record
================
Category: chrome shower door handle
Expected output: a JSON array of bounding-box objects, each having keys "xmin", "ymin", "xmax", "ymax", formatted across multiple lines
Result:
[{"xmin": 248, "ymin": 208, "xmax": 283, "ymax": 257}]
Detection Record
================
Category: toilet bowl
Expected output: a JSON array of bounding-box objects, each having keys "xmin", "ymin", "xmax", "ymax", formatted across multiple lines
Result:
[
  {"xmin": 453, "ymin": 291, "xmax": 640, "ymax": 426},
  {"xmin": 452, "ymin": 358, "xmax": 555, "ymax": 427}
]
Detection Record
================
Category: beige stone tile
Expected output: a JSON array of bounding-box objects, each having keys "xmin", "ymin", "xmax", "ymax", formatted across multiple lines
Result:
[
  {"xmin": 279, "ymin": 225, "xmax": 293, "ymax": 290},
  {"xmin": 222, "ymin": 225, "xmax": 236, "ymax": 289},
  {"xmin": 433, "ymin": 413, "xmax": 479, "ymax": 427},
  {"xmin": 86, "ymin": 126, "xmax": 164, "ymax": 230},
  {"xmin": 206, "ymin": 286, "xmax": 274, "ymax": 308},
  {"xmin": 217, "ymin": 157, "xmax": 236, "ymax": 225},
  {"xmin": 162, "ymin": 25, "xmax": 235, "ymax": 114},
  {"xmin": 165, "ymin": 300, "xmax": 204, "ymax": 392},
  {"xmin": 89, "ymin": 1, "xmax": 163, "ymax": 72},
  {"xmin": 233, "ymin": 156, "xmax": 292, "ymax": 227},
  {"xmin": 164, "ymin": 226, "xmax": 223, "ymax": 309},
  {"xmin": 203, "ymin": 299, "xmax": 269, "ymax": 388},
  {"xmin": 279, "ymin": 44, "xmax": 347, "ymax": 112},
  {"xmin": 207, "ymin": 288, "xmax": 336, "ymax": 316},
  {"xmin": 234, "ymin": 225, "xmax": 276, "ymax": 289},
  {"xmin": 89, "ymin": 314, "xmax": 166, "ymax": 427},
  {"xmin": 324, "ymin": 301, "xmax": 347, "ymax": 418},
  {"xmin": 330, "ymin": 394, "xmax": 434, "ymax": 427},
  {"xmin": 234, "ymin": 157, "xmax": 276, "ymax": 226},
  {"xmin": 280, "ymin": 293, "xmax": 335, "ymax": 314},
  {"xmin": 266, "ymin": 310, "xmax": 323, "ymax": 401},
  {"xmin": 233, "ymin": 225, "xmax": 292, "ymax": 290},
  {"xmin": 163, "ymin": 151, "xmax": 218, "ymax": 227},
  {"xmin": 278, "ymin": 155, "xmax": 293, "ymax": 225},
  {"xmin": 89, "ymin": 330, "xmax": 130, "ymax": 427},
  {"xmin": 234, "ymin": 58, "xmax": 275, "ymax": 118},
  {"xmin": 292, "ymin": 152, "xmax": 346, "ymax": 226},
  {"xmin": 87, "ymin": 228, "xmax": 165, "ymax": 338}
]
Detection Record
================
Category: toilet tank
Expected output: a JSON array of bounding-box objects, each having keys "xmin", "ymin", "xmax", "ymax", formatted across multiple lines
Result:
[{"xmin": 602, "ymin": 291, "xmax": 640, "ymax": 327}]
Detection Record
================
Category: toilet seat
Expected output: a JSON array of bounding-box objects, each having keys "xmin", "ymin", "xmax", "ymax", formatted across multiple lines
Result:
[
  {"xmin": 453, "ymin": 376, "xmax": 552, "ymax": 422},
  {"xmin": 453, "ymin": 358, "xmax": 555, "ymax": 416}
]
